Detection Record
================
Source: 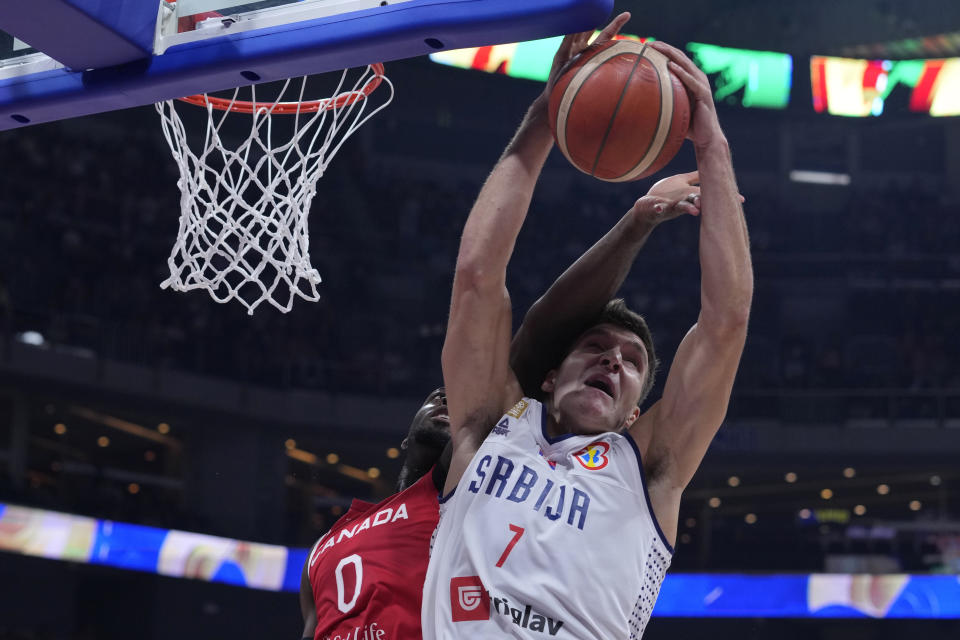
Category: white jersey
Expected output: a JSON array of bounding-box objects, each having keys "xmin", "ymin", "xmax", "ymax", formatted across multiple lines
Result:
[{"xmin": 422, "ymin": 398, "xmax": 673, "ymax": 639}]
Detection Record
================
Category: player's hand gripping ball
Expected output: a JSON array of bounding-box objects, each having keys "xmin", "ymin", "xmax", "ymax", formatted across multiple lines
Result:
[{"xmin": 548, "ymin": 39, "xmax": 690, "ymax": 182}]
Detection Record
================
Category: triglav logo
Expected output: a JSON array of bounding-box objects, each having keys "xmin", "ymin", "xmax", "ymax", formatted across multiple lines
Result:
[
  {"xmin": 449, "ymin": 577, "xmax": 565, "ymax": 635},
  {"xmin": 450, "ymin": 576, "xmax": 490, "ymax": 622}
]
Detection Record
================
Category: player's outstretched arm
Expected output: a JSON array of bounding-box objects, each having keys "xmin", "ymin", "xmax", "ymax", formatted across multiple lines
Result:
[
  {"xmin": 632, "ymin": 41, "xmax": 754, "ymax": 540},
  {"xmin": 442, "ymin": 13, "xmax": 632, "ymax": 493},
  {"xmin": 440, "ymin": 83, "xmax": 552, "ymax": 493},
  {"xmin": 511, "ymin": 171, "xmax": 709, "ymax": 397}
]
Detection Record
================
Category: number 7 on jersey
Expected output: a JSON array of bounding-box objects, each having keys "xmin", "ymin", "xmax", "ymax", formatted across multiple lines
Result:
[{"xmin": 495, "ymin": 524, "xmax": 525, "ymax": 568}]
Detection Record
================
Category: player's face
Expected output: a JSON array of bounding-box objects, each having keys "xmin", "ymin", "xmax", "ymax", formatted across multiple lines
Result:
[
  {"xmin": 397, "ymin": 387, "xmax": 450, "ymax": 491},
  {"xmin": 542, "ymin": 324, "xmax": 647, "ymax": 434},
  {"xmin": 401, "ymin": 387, "xmax": 450, "ymax": 457}
]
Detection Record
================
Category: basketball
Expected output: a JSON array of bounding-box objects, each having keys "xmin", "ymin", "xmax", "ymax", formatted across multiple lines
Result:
[{"xmin": 548, "ymin": 39, "xmax": 691, "ymax": 182}]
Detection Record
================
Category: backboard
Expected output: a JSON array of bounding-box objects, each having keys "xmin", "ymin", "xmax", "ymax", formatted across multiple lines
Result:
[{"xmin": 0, "ymin": 0, "xmax": 613, "ymax": 130}]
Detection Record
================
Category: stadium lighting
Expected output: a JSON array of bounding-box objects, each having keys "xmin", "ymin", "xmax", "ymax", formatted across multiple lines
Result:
[
  {"xmin": 789, "ymin": 170, "xmax": 851, "ymax": 185},
  {"xmin": 16, "ymin": 330, "xmax": 45, "ymax": 346}
]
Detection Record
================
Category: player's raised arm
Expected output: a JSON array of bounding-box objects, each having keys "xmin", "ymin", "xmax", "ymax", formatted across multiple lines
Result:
[
  {"xmin": 634, "ymin": 40, "xmax": 754, "ymax": 539},
  {"xmin": 441, "ymin": 13, "xmax": 631, "ymax": 491},
  {"xmin": 511, "ymin": 171, "xmax": 709, "ymax": 398}
]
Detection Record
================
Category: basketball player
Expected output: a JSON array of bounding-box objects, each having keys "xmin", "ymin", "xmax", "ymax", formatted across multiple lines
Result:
[
  {"xmin": 423, "ymin": 12, "xmax": 753, "ymax": 639},
  {"xmin": 298, "ymin": 387, "xmax": 451, "ymax": 640},
  {"xmin": 298, "ymin": 151, "xmax": 713, "ymax": 639}
]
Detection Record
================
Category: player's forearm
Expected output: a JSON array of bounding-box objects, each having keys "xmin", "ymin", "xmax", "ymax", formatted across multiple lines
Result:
[
  {"xmin": 453, "ymin": 97, "xmax": 554, "ymax": 289},
  {"xmin": 695, "ymin": 138, "xmax": 753, "ymax": 332},
  {"xmin": 511, "ymin": 208, "xmax": 656, "ymax": 395}
]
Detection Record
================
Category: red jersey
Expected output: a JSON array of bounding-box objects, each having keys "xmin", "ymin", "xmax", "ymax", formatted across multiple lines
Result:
[{"xmin": 308, "ymin": 470, "xmax": 440, "ymax": 640}]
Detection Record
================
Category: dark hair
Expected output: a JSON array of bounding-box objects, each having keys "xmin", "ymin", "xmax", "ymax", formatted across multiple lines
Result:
[{"xmin": 596, "ymin": 298, "xmax": 659, "ymax": 405}]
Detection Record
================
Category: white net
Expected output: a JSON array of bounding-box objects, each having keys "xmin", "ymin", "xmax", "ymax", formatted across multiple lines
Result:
[{"xmin": 156, "ymin": 66, "xmax": 393, "ymax": 314}]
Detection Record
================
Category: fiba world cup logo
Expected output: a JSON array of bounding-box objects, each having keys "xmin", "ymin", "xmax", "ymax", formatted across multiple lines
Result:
[
  {"xmin": 574, "ymin": 441, "xmax": 610, "ymax": 470},
  {"xmin": 450, "ymin": 576, "xmax": 490, "ymax": 621}
]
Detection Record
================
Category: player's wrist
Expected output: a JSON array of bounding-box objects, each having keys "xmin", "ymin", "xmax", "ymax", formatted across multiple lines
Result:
[
  {"xmin": 628, "ymin": 196, "xmax": 669, "ymax": 232},
  {"xmin": 524, "ymin": 95, "xmax": 552, "ymax": 133},
  {"xmin": 506, "ymin": 98, "xmax": 554, "ymax": 156}
]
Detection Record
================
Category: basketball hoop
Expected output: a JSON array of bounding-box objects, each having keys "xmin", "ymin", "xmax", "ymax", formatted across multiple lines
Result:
[{"xmin": 156, "ymin": 64, "xmax": 392, "ymax": 314}]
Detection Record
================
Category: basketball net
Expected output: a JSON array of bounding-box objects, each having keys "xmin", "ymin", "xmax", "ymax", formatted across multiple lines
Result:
[{"xmin": 156, "ymin": 66, "xmax": 392, "ymax": 314}]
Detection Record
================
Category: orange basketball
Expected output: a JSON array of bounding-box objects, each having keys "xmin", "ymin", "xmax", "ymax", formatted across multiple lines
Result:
[{"xmin": 548, "ymin": 40, "xmax": 690, "ymax": 182}]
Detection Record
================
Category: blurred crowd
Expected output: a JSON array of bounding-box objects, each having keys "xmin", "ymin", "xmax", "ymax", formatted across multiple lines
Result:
[{"xmin": 1, "ymin": 117, "xmax": 958, "ymax": 408}]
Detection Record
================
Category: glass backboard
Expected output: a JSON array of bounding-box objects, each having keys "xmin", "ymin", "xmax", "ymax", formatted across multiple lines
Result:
[{"xmin": 0, "ymin": 0, "xmax": 614, "ymax": 130}]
